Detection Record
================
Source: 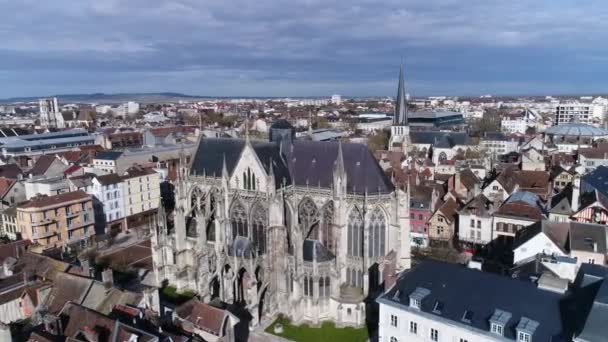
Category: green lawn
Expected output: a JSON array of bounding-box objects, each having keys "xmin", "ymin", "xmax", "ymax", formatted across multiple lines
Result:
[
  {"xmin": 265, "ymin": 318, "xmax": 369, "ymax": 342},
  {"xmin": 160, "ymin": 285, "xmax": 197, "ymax": 305}
]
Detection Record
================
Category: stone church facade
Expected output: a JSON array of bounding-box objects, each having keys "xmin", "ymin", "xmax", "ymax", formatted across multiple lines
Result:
[{"xmin": 152, "ymin": 86, "xmax": 411, "ymax": 330}]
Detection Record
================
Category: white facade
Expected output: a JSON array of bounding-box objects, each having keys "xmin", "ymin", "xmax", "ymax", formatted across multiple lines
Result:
[
  {"xmin": 513, "ymin": 233, "xmax": 567, "ymax": 264},
  {"xmin": 481, "ymin": 139, "xmax": 519, "ymax": 156},
  {"xmin": 331, "ymin": 94, "xmax": 342, "ymax": 105},
  {"xmin": 116, "ymin": 101, "xmax": 140, "ymax": 116},
  {"xmin": 458, "ymin": 213, "xmax": 493, "ymax": 245},
  {"xmin": 24, "ymin": 177, "xmax": 70, "ymax": 200},
  {"xmin": 379, "ymin": 301, "xmax": 505, "ymax": 342},
  {"xmin": 93, "ymin": 158, "xmax": 117, "ymax": 174},
  {"xmin": 39, "ymin": 97, "xmax": 65, "ymax": 128},
  {"xmin": 501, "ymin": 117, "xmax": 528, "ymax": 134},
  {"xmin": 555, "ymin": 103, "xmax": 600, "ymax": 125},
  {"xmin": 91, "ymin": 177, "xmax": 125, "ymax": 225}
]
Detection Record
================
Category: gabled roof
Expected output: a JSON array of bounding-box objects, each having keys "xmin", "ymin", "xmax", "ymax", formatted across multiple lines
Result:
[
  {"xmin": 29, "ymin": 155, "xmax": 59, "ymax": 176},
  {"xmin": 459, "ymin": 168, "xmax": 481, "ymax": 190},
  {"xmin": 496, "ymin": 191, "xmax": 546, "ymax": 221},
  {"xmin": 435, "ymin": 198, "xmax": 459, "ymax": 224},
  {"xmin": 0, "ymin": 176, "xmax": 16, "ymax": 199},
  {"xmin": 569, "ymin": 222, "xmax": 608, "ymax": 254},
  {"xmin": 95, "ymin": 173, "xmax": 123, "ymax": 186},
  {"xmin": 175, "ymin": 298, "xmax": 230, "ymax": 336},
  {"xmin": 459, "ymin": 194, "xmax": 493, "ymax": 217},
  {"xmin": 0, "ymin": 163, "xmax": 22, "ymax": 179},
  {"xmin": 513, "ymin": 221, "xmax": 570, "ymax": 253},
  {"xmin": 190, "ymin": 138, "xmax": 393, "ymax": 194},
  {"xmin": 549, "ymin": 184, "xmax": 573, "ymax": 215}
]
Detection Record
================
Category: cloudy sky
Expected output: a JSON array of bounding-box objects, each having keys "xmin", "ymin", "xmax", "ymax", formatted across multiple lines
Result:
[{"xmin": 1, "ymin": 0, "xmax": 608, "ymax": 98}]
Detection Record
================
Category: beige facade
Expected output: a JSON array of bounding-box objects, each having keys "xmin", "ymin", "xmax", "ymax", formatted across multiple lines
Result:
[
  {"xmin": 428, "ymin": 211, "xmax": 454, "ymax": 243},
  {"xmin": 17, "ymin": 191, "xmax": 95, "ymax": 249},
  {"xmin": 123, "ymin": 167, "xmax": 161, "ymax": 217}
]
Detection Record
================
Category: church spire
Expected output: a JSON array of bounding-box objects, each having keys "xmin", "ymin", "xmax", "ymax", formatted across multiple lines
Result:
[
  {"xmin": 394, "ymin": 64, "xmax": 408, "ymax": 126},
  {"xmin": 221, "ymin": 153, "xmax": 228, "ymax": 179},
  {"xmin": 336, "ymin": 140, "xmax": 345, "ymax": 176}
]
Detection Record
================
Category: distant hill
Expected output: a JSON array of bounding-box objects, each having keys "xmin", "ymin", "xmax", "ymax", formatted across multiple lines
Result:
[{"xmin": 0, "ymin": 92, "xmax": 209, "ymax": 104}]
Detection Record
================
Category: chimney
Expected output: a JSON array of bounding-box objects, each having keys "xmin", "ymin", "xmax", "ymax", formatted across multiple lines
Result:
[
  {"xmin": 80, "ymin": 258, "xmax": 91, "ymax": 278},
  {"xmin": 572, "ymin": 175, "xmax": 581, "ymax": 213},
  {"xmin": 101, "ymin": 268, "xmax": 113, "ymax": 286},
  {"xmin": 473, "ymin": 182, "xmax": 481, "ymax": 197}
]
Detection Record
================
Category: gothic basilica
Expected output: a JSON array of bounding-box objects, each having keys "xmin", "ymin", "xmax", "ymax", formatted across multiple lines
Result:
[{"xmin": 152, "ymin": 70, "xmax": 412, "ymax": 328}]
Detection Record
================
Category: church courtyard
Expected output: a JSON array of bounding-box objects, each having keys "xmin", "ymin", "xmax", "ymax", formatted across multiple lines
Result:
[{"xmin": 265, "ymin": 317, "xmax": 369, "ymax": 342}]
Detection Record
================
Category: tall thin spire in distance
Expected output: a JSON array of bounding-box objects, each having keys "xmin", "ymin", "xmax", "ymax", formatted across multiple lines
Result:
[{"xmin": 394, "ymin": 64, "xmax": 408, "ymax": 126}]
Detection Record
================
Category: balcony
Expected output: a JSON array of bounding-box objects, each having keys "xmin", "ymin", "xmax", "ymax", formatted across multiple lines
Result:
[
  {"xmin": 33, "ymin": 230, "xmax": 56, "ymax": 239},
  {"xmin": 67, "ymin": 211, "xmax": 94, "ymax": 230},
  {"xmin": 31, "ymin": 217, "xmax": 55, "ymax": 226}
]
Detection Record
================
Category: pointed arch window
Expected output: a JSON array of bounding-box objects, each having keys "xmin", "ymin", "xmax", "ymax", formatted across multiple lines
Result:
[
  {"xmin": 206, "ymin": 190, "xmax": 218, "ymax": 241},
  {"xmin": 321, "ymin": 201, "xmax": 334, "ymax": 251},
  {"xmin": 369, "ymin": 207, "xmax": 387, "ymax": 258},
  {"xmin": 243, "ymin": 167, "xmax": 256, "ymax": 190},
  {"xmin": 251, "ymin": 203, "xmax": 268, "ymax": 255},
  {"xmin": 347, "ymin": 208, "xmax": 363, "ymax": 257},
  {"xmin": 298, "ymin": 198, "xmax": 318, "ymax": 238},
  {"xmin": 230, "ymin": 200, "xmax": 248, "ymax": 239}
]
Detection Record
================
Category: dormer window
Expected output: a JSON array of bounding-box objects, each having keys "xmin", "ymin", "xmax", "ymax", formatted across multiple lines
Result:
[
  {"xmin": 516, "ymin": 317, "xmax": 538, "ymax": 342},
  {"xmin": 409, "ymin": 287, "xmax": 430, "ymax": 309},
  {"xmin": 432, "ymin": 301, "xmax": 444, "ymax": 314},
  {"xmin": 518, "ymin": 332, "xmax": 531, "ymax": 342},
  {"xmin": 489, "ymin": 309, "xmax": 512, "ymax": 337},
  {"xmin": 491, "ymin": 323, "xmax": 503, "ymax": 336}
]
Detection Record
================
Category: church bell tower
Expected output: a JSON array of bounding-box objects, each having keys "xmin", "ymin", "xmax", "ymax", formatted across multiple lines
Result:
[{"xmin": 389, "ymin": 64, "xmax": 410, "ymax": 153}]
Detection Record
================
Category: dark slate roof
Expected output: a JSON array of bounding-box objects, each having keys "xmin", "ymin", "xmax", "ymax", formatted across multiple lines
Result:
[
  {"xmin": 189, "ymin": 138, "xmax": 291, "ymax": 186},
  {"xmin": 512, "ymin": 221, "xmax": 570, "ymax": 252},
  {"xmin": 549, "ymin": 184, "xmax": 573, "ymax": 215},
  {"xmin": 96, "ymin": 173, "xmax": 123, "ymax": 186},
  {"xmin": 289, "ymin": 141, "xmax": 394, "ymax": 194},
  {"xmin": 569, "ymin": 222, "xmax": 608, "ymax": 254},
  {"xmin": 94, "ymin": 151, "xmax": 123, "ymax": 161},
  {"xmin": 302, "ymin": 239, "xmax": 335, "ymax": 262},
  {"xmin": 571, "ymin": 264, "xmax": 608, "ymax": 341},
  {"xmin": 378, "ymin": 260, "xmax": 568, "ymax": 341},
  {"xmin": 482, "ymin": 132, "xmax": 508, "ymax": 141},
  {"xmin": 190, "ymin": 138, "xmax": 393, "ymax": 194},
  {"xmin": 270, "ymin": 119, "xmax": 294, "ymax": 129},
  {"xmin": 409, "ymin": 131, "xmax": 473, "ymax": 147},
  {"xmin": 190, "ymin": 138, "xmax": 244, "ymax": 178},
  {"xmin": 582, "ymin": 165, "xmax": 608, "ymax": 198}
]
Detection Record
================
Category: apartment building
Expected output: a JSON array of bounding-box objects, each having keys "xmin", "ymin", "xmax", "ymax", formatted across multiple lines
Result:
[
  {"xmin": 377, "ymin": 260, "xmax": 566, "ymax": 342},
  {"xmin": 91, "ymin": 173, "xmax": 126, "ymax": 232},
  {"xmin": 555, "ymin": 103, "xmax": 602, "ymax": 125},
  {"xmin": 17, "ymin": 191, "xmax": 94, "ymax": 249},
  {"xmin": 123, "ymin": 166, "xmax": 161, "ymax": 218}
]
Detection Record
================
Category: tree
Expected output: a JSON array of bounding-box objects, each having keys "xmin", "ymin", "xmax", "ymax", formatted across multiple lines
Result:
[{"xmin": 368, "ymin": 129, "xmax": 390, "ymax": 151}]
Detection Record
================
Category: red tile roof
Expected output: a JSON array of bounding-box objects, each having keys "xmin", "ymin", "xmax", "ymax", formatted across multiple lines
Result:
[
  {"xmin": 175, "ymin": 299, "xmax": 227, "ymax": 336},
  {"xmin": 29, "ymin": 155, "xmax": 58, "ymax": 176},
  {"xmin": 19, "ymin": 190, "xmax": 90, "ymax": 209},
  {"xmin": 0, "ymin": 176, "xmax": 16, "ymax": 198}
]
